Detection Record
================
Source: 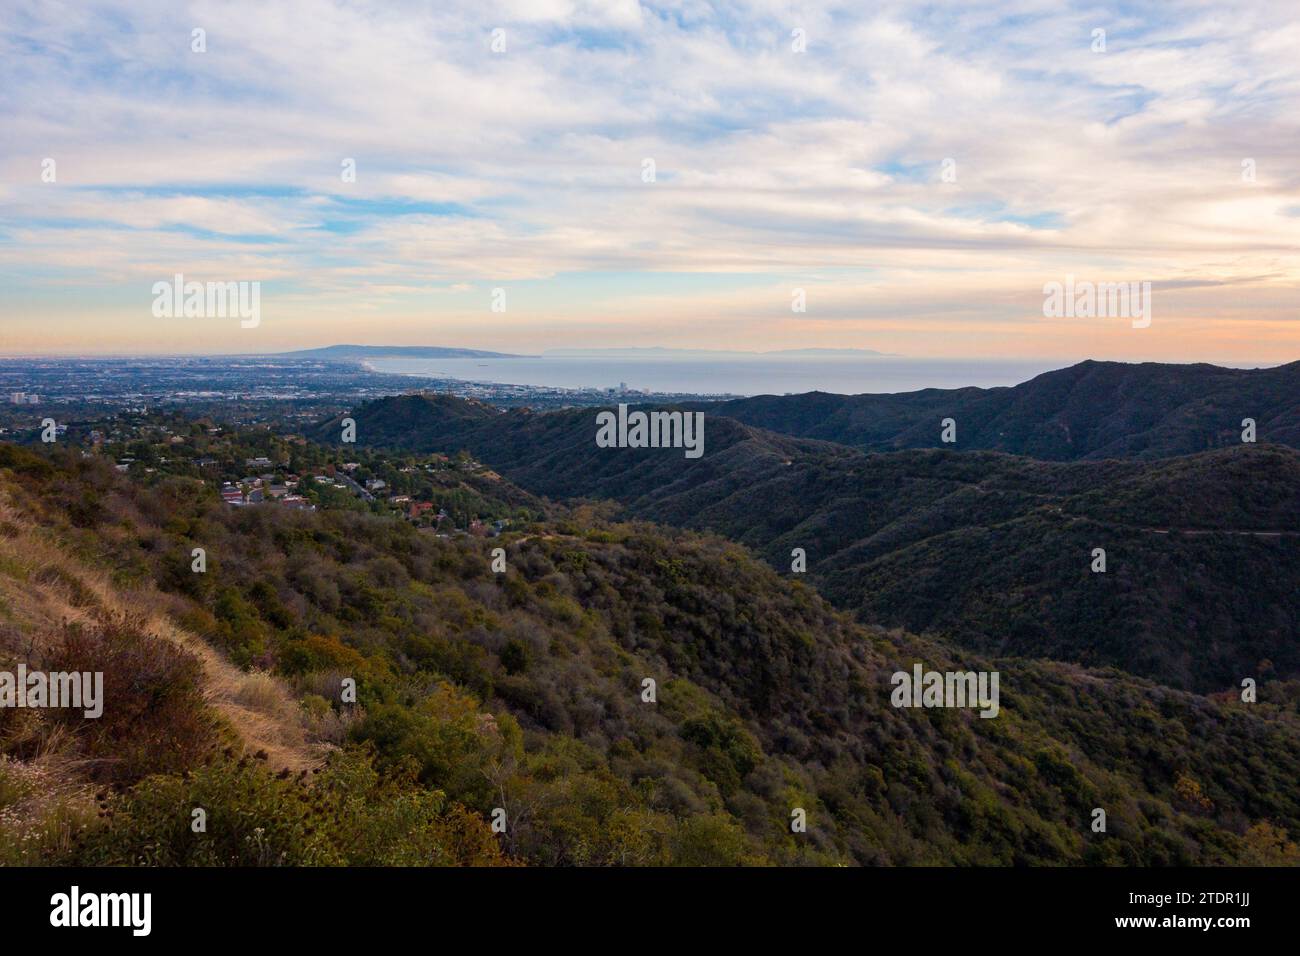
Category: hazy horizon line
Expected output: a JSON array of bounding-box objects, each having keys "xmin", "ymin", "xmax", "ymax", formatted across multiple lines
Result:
[{"xmin": 0, "ymin": 347, "xmax": 1292, "ymax": 371}]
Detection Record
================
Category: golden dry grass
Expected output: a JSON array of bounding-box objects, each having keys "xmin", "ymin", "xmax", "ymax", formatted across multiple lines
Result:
[{"xmin": 0, "ymin": 481, "xmax": 327, "ymax": 775}]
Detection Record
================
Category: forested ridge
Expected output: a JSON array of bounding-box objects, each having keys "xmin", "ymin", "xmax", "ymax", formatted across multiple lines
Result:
[
  {"xmin": 321, "ymin": 390, "xmax": 1300, "ymax": 692},
  {"xmin": 690, "ymin": 359, "xmax": 1300, "ymax": 459}
]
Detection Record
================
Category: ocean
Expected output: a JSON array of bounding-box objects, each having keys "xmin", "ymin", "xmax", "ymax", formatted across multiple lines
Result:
[{"xmin": 366, "ymin": 355, "xmax": 1065, "ymax": 397}]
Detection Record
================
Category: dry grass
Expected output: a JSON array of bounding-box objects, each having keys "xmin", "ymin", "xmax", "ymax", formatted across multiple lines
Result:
[{"xmin": 0, "ymin": 481, "xmax": 328, "ymax": 776}]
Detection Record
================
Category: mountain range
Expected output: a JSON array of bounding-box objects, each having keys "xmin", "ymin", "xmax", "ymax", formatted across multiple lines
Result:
[
  {"xmin": 271, "ymin": 345, "xmax": 522, "ymax": 361},
  {"xmin": 690, "ymin": 359, "xmax": 1300, "ymax": 459},
  {"xmin": 315, "ymin": 361, "xmax": 1300, "ymax": 692},
  {"xmin": 6, "ymin": 356, "xmax": 1297, "ymax": 867}
]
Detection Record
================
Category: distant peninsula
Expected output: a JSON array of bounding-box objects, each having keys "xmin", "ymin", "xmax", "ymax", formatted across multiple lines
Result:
[{"xmin": 273, "ymin": 345, "xmax": 525, "ymax": 360}]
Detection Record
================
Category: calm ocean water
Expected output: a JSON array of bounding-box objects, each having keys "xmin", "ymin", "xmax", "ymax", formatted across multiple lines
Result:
[{"xmin": 367, "ymin": 356, "xmax": 1064, "ymax": 397}]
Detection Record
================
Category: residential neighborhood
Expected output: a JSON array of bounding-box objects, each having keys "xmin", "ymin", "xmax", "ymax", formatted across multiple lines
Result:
[{"xmin": 48, "ymin": 410, "xmax": 534, "ymax": 536}]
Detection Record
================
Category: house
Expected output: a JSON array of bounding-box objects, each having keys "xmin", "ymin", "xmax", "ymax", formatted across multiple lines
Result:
[
  {"xmin": 246, "ymin": 457, "xmax": 273, "ymax": 469},
  {"xmin": 409, "ymin": 501, "xmax": 434, "ymax": 520},
  {"xmin": 365, "ymin": 478, "xmax": 386, "ymax": 491},
  {"xmin": 221, "ymin": 484, "xmax": 244, "ymax": 506}
]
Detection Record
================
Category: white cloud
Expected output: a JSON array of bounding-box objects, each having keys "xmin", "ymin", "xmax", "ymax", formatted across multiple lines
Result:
[{"xmin": 0, "ymin": 0, "xmax": 1297, "ymax": 357}]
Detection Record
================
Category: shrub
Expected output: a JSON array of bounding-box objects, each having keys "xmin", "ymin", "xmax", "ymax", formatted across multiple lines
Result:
[
  {"xmin": 76, "ymin": 747, "xmax": 506, "ymax": 866},
  {"xmin": 45, "ymin": 615, "xmax": 217, "ymax": 784}
]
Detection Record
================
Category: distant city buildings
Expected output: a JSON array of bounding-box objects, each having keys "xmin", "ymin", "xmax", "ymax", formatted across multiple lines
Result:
[{"xmin": 0, "ymin": 358, "xmax": 744, "ymax": 434}]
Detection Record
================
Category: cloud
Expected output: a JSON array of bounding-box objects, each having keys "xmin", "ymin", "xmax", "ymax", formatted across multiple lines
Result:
[{"xmin": 0, "ymin": 0, "xmax": 1297, "ymax": 359}]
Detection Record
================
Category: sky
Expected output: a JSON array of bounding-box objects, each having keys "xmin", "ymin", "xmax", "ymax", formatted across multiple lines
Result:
[{"xmin": 0, "ymin": 0, "xmax": 1297, "ymax": 362}]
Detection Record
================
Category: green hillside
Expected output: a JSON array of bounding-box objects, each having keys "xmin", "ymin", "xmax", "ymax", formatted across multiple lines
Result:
[
  {"xmin": 318, "ymin": 395, "xmax": 1300, "ymax": 692},
  {"xmin": 695, "ymin": 359, "xmax": 1300, "ymax": 459},
  {"xmin": 4, "ymin": 440, "xmax": 1300, "ymax": 866}
]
